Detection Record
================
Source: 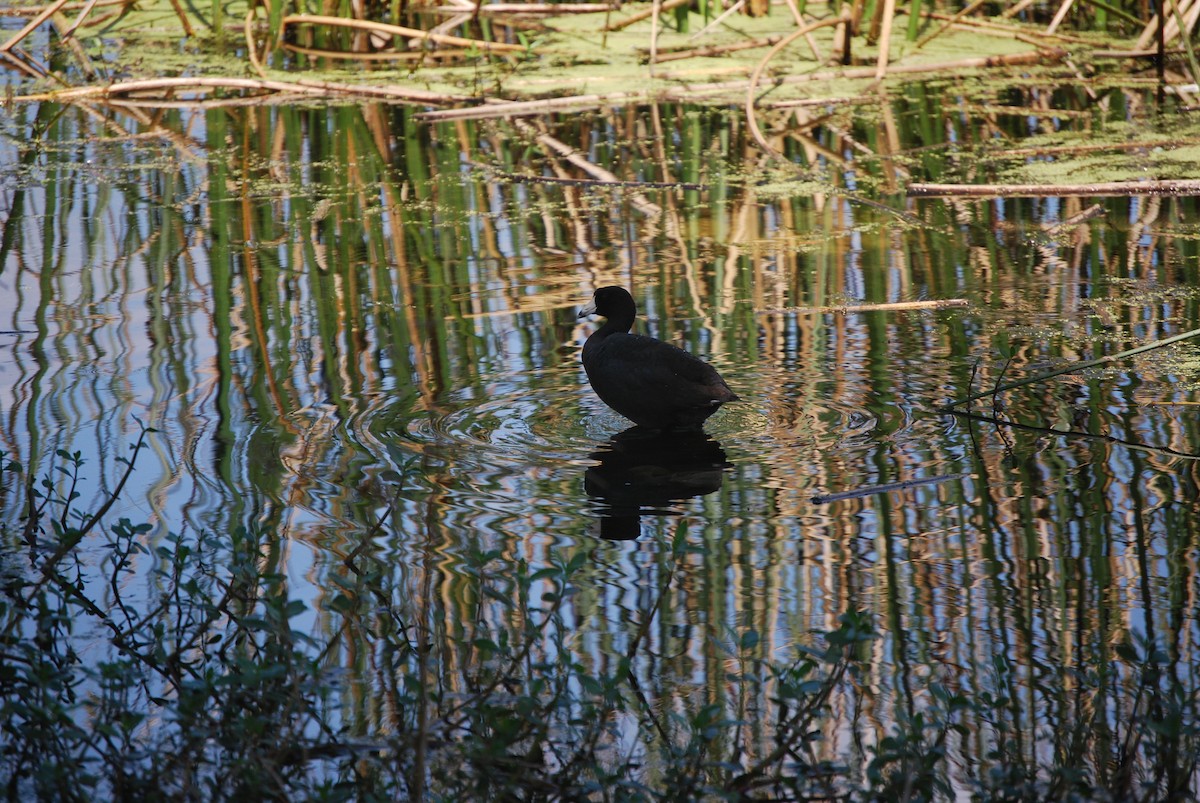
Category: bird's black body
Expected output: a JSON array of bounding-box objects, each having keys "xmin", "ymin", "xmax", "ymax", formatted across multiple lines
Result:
[{"xmin": 579, "ymin": 286, "xmax": 738, "ymax": 431}]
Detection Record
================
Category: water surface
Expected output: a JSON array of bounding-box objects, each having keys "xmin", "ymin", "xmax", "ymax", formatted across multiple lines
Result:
[{"xmin": 3, "ymin": 91, "xmax": 1200, "ymax": 794}]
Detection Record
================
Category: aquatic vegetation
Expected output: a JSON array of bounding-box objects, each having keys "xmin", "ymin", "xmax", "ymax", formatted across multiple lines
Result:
[{"xmin": 3, "ymin": 441, "xmax": 1200, "ymax": 798}]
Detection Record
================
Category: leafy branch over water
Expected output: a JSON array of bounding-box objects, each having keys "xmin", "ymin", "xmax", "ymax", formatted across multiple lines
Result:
[{"xmin": 2, "ymin": 435, "xmax": 1200, "ymax": 798}]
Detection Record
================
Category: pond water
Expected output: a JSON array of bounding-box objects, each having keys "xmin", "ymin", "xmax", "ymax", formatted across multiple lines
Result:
[{"xmin": 3, "ymin": 86, "xmax": 1200, "ymax": 795}]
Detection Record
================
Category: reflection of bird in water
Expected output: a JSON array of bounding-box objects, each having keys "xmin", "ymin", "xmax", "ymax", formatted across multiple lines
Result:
[
  {"xmin": 585, "ymin": 427, "xmax": 733, "ymax": 540},
  {"xmin": 578, "ymin": 286, "xmax": 738, "ymax": 432}
]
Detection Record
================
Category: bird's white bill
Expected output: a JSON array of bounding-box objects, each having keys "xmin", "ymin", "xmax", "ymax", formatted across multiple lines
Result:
[{"xmin": 578, "ymin": 301, "xmax": 598, "ymax": 319}]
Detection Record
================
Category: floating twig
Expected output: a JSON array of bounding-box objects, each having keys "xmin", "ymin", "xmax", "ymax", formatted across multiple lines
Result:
[
  {"xmin": 944, "ymin": 326, "xmax": 1200, "ymax": 409},
  {"xmin": 812, "ymin": 473, "xmax": 972, "ymax": 505}
]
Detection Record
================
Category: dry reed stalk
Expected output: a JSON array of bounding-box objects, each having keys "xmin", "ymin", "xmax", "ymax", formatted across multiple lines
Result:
[
  {"xmin": 1136, "ymin": 0, "xmax": 1196, "ymax": 48},
  {"xmin": 46, "ymin": 10, "xmax": 96, "ymax": 76},
  {"xmin": 649, "ymin": 0, "xmax": 661, "ymax": 74},
  {"xmin": 13, "ymin": 76, "xmax": 475, "ymax": 104},
  {"xmin": 164, "ymin": 0, "xmax": 193, "ymax": 36},
  {"xmin": 688, "ymin": 0, "xmax": 745, "ymax": 39},
  {"xmin": 875, "ymin": 0, "xmax": 896, "ymax": 80},
  {"xmin": 1, "ymin": 0, "xmax": 126, "ymax": 13},
  {"xmin": 915, "ymin": 0, "xmax": 992, "ymax": 48},
  {"xmin": 651, "ymin": 34, "xmax": 783, "ymax": 63},
  {"xmin": 769, "ymin": 0, "xmax": 823, "ymax": 61},
  {"xmin": 909, "ymin": 179, "xmax": 1200, "ymax": 197},
  {"xmin": 0, "ymin": 0, "xmax": 74, "ymax": 52},
  {"xmin": 0, "ymin": 49, "xmax": 47, "ymax": 79},
  {"xmin": 604, "ymin": 0, "xmax": 690, "ymax": 31},
  {"xmin": 418, "ymin": 94, "xmax": 630, "ymax": 120},
  {"xmin": 106, "ymin": 94, "xmax": 321, "ymax": 109},
  {"xmin": 431, "ymin": 12, "xmax": 472, "ymax": 37},
  {"xmin": 1173, "ymin": 0, "xmax": 1200, "ymax": 52},
  {"xmin": 924, "ymin": 10, "xmax": 1096, "ymax": 42},
  {"xmin": 280, "ymin": 13, "xmax": 526, "ymax": 53},
  {"xmin": 745, "ymin": 14, "xmax": 848, "ymax": 155},
  {"xmin": 245, "ymin": 8, "xmax": 265, "ymax": 78},
  {"xmin": 1001, "ymin": 0, "xmax": 1037, "ymax": 16},
  {"xmin": 1044, "ymin": 0, "xmax": 1075, "ymax": 34},
  {"xmin": 800, "ymin": 23, "xmax": 824, "ymax": 63},
  {"xmin": 59, "ymin": 0, "xmax": 100, "ymax": 36}
]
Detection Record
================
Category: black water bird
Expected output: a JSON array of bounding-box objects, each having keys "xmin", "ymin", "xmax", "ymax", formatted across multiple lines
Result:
[{"xmin": 578, "ymin": 286, "xmax": 739, "ymax": 431}]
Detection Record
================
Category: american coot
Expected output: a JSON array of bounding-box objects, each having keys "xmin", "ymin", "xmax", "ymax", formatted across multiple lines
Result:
[{"xmin": 578, "ymin": 286, "xmax": 739, "ymax": 431}]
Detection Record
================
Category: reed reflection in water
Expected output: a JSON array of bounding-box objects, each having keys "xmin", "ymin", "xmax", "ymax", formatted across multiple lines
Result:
[{"xmin": 1, "ymin": 95, "xmax": 1200, "ymax": 796}]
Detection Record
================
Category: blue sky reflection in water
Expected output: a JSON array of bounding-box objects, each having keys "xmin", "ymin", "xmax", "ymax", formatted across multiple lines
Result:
[{"xmin": 2, "ymin": 97, "xmax": 1200, "ymax": 793}]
